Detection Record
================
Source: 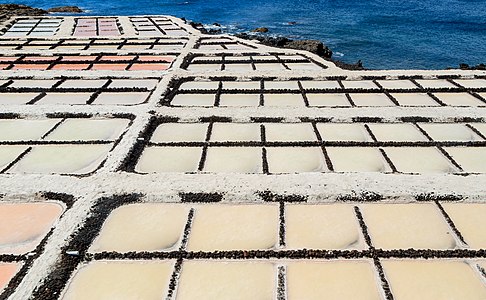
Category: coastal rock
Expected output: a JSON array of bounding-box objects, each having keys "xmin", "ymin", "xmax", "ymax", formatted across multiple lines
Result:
[
  {"xmin": 252, "ymin": 27, "xmax": 269, "ymax": 33},
  {"xmin": 47, "ymin": 6, "xmax": 83, "ymax": 13},
  {"xmin": 188, "ymin": 21, "xmax": 208, "ymax": 34},
  {"xmin": 0, "ymin": 4, "xmax": 46, "ymax": 22},
  {"xmin": 333, "ymin": 60, "xmax": 365, "ymax": 70},
  {"xmin": 459, "ymin": 63, "xmax": 485, "ymax": 70},
  {"xmin": 235, "ymin": 33, "xmax": 332, "ymax": 59},
  {"xmin": 282, "ymin": 40, "xmax": 332, "ymax": 58}
]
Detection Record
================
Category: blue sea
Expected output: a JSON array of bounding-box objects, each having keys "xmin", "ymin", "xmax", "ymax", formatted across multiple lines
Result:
[{"xmin": 20, "ymin": 0, "xmax": 486, "ymax": 70}]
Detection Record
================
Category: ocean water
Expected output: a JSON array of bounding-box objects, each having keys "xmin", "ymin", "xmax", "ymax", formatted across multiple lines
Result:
[{"xmin": 21, "ymin": 0, "xmax": 486, "ymax": 70}]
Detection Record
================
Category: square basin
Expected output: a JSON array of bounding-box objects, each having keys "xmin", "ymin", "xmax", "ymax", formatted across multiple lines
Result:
[
  {"xmin": 135, "ymin": 147, "xmax": 202, "ymax": 173},
  {"xmin": 59, "ymin": 79, "xmax": 107, "ymax": 89},
  {"xmin": 316, "ymin": 123, "xmax": 371, "ymax": 142},
  {"xmin": 9, "ymin": 144, "xmax": 112, "ymax": 174},
  {"xmin": 382, "ymin": 260, "xmax": 486, "ymax": 300},
  {"xmin": 360, "ymin": 203, "xmax": 456, "ymax": 249},
  {"xmin": 44, "ymin": 119, "xmax": 129, "ymax": 141},
  {"xmin": 434, "ymin": 93, "xmax": 485, "ymax": 106},
  {"xmin": 367, "ymin": 123, "xmax": 428, "ymax": 141},
  {"xmin": 0, "ymin": 146, "xmax": 29, "ymax": 170},
  {"xmin": 224, "ymin": 63, "xmax": 253, "ymax": 72},
  {"xmin": 222, "ymin": 81, "xmax": 260, "ymax": 90},
  {"xmin": 62, "ymin": 261, "xmax": 174, "ymax": 300},
  {"xmin": 176, "ymin": 260, "xmax": 275, "ymax": 300},
  {"xmin": 264, "ymin": 123, "xmax": 317, "ymax": 141},
  {"xmin": 285, "ymin": 204, "xmax": 364, "ymax": 249},
  {"xmin": 219, "ymin": 94, "xmax": 260, "ymax": 106},
  {"xmin": 341, "ymin": 80, "xmax": 379, "ymax": 90},
  {"xmin": 151, "ymin": 123, "xmax": 208, "ymax": 143},
  {"xmin": 453, "ymin": 79, "xmax": 486, "ymax": 89},
  {"xmin": 210, "ymin": 123, "xmax": 260, "ymax": 142},
  {"xmin": 9, "ymin": 79, "xmax": 58, "ymax": 88},
  {"xmin": 93, "ymin": 92, "xmax": 149, "ymax": 105},
  {"xmin": 419, "ymin": 123, "xmax": 482, "ymax": 141},
  {"xmin": 377, "ymin": 80, "xmax": 417, "ymax": 89},
  {"xmin": 442, "ymin": 203, "xmax": 486, "ymax": 249},
  {"xmin": 350, "ymin": 93, "xmax": 394, "ymax": 106},
  {"xmin": 300, "ymin": 80, "xmax": 340, "ymax": 90},
  {"xmin": 109, "ymin": 79, "xmax": 158, "ymax": 89},
  {"xmin": 287, "ymin": 260, "xmax": 382, "ymax": 300},
  {"xmin": 171, "ymin": 94, "xmax": 215, "ymax": 106},
  {"xmin": 264, "ymin": 94, "xmax": 305, "ymax": 106},
  {"xmin": 416, "ymin": 79, "xmax": 457, "ymax": 89},
  {"xmin": 0, "ymin": 119, "xmax": 59, "ymax": 141},
  {"xmin": 179, "ymin": 81, "xmax": 219, "ymax": 91},
  {"xmin": 203, "ymin": 147, "xmax": 262, "ymax": 173},
  {"xmin": 266, "ymin": 147, "xmax": 326, "ymax": 173},
  {"xmin": 90, "ymin": 204, "xmax": 189, "ymax": 252},
  {"xmin": 391, "ymin": 93, "xmax": 439, "ymax": 106},
  {"xmin": 383, "ymin": 147, "xmax": 456, "ymax": 173},
  {"xmin": 39, "ymin": 93, "xmax": 92, "ymax": 105},
  {"xmin": 307, "ymin": 93, "xmax": 351, "ymax": 107},
  {"xmin": 264, "ymin": 81, "xmax": 300, "ymax": 90},
  {"xmin": 327, "ymin": 147, "xmax": 390, "ymax": 172},
  {"xmin": 0, "ymin": 202, "xmax": 64, "ymax": 254},
  {"xmin": 0, "ymin": 263, "xmax": 22, "ymax": 292},
  {"xmin": 443, "ymin": 147, "xmax": 486, "ymax": 173},
  {"xmin": 187, "ymin": 204, "xmax": 278, "ymax": 251}
]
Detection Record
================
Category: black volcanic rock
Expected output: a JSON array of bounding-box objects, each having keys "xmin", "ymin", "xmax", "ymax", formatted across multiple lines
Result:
[
  {"xmin": 47, "ymin": 6, "xmax": 83, "ymax": 13},
  {"xmin": 0, "ymin": 4, "xmax": 46, "ymax": 22},
  {"xmin": 252, "ymin": 27, "xmax": 269, "ymax": 33},
  {"xmin": 282, "ymin": 39, "xmax": 332, "ymax": 58}
]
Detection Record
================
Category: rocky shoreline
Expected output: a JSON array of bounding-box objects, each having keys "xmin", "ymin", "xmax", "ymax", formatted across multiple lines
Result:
[
  {"xmin": 187, "ymin": 21, "xmax": 366, "ymax": 70},
  {"xmin": 0, "ymin": 4, "xmax": 83, "ymax": 23}
]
